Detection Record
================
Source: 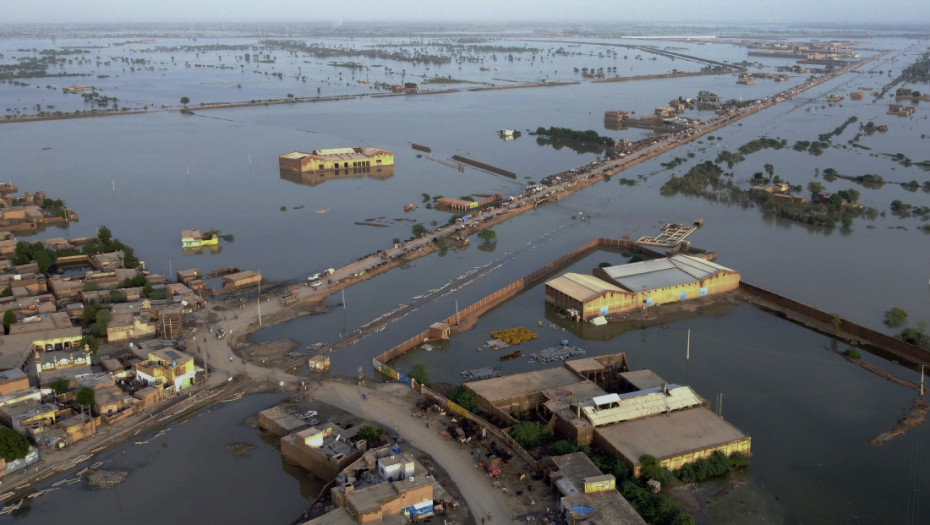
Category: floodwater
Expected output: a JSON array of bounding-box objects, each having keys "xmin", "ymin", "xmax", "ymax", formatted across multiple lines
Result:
[
  {"xmin": 2, "ymin": 32, "xmax": 930, "ymax": 523},
  {"xmin": 0, "ymin": 393, "xmax": 315, "ymax": 524}
]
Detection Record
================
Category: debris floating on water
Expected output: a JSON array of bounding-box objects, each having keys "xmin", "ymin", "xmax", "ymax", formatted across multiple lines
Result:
[
  {"xmin": 460, "ymin": 367, "xmax": 500, "ymax": 381},
  {"xmin": 528, "ymin": 345, "xmax": 586, "ymax": 364}
]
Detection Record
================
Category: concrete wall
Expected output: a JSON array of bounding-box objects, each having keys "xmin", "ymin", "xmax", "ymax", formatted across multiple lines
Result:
[{"xmin": 281, "ymin": 433, "xmax": 364, "ymax": 482}]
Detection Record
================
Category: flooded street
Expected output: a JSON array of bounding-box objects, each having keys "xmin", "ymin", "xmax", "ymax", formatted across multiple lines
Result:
[{"xmin": 0, "ymin": 393, "xmax": 313, "ymax": 524}]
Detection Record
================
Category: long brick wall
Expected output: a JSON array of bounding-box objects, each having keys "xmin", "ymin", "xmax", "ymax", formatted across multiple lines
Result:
[{"xmin": 740, "ymin": 282, "xmax": 930, "ymax": 366}]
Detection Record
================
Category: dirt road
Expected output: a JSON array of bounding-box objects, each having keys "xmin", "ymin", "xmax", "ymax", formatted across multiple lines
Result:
[{"xmin": 312, "ymin": 381, "xmax": 513, "ymax": 523}]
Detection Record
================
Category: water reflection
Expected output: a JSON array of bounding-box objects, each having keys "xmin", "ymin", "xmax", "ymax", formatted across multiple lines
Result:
[{"xmin": 279, "ymin": 165, "xmax": 395, "ymax": 187}]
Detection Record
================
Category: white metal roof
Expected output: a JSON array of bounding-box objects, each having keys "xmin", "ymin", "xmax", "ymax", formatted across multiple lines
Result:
[
  {"xmin": 582, "ymin": 385, "xmax": 703, "ymax": 427},
  {"xmin": 545, "ymin": 273, "xmax": 623, "ymax": 302},
  {"xmin": 600, "ymin": 255, "xmax": 734, "ymax": 292}
]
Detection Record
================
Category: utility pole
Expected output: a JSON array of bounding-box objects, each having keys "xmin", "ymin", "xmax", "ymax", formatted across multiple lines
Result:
[
  {"xmin": 686, "ymin": 329, "xmax": 690, "ymax": 387},
  {"xmin": 257, "ymin": 275, "xmax": 262, "ymax": 327},
  {"xmin": 921, "ymin": 365, "xmax": 925, "ymax": 397},
  {"xmin": 455, "ymin": 299, "xmax": 459, "ymax": 326},
  {"xmin": 341, "ymin": 288, "xmax": 346, "ymax": 310}
]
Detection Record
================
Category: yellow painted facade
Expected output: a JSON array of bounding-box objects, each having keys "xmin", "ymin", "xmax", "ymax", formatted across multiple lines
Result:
[
  {"xmin": 636, "ymin": 437, "xmax": 752, "ymax": 477},
  {"xmin": 279, "ymin": 147, "xmax": 394, "ymax": 173}
]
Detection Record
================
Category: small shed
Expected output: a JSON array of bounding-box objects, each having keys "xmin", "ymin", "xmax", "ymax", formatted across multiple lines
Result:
[{"xmin": 428, "ymin": 322, "xmax": 450, "ymax": 340}]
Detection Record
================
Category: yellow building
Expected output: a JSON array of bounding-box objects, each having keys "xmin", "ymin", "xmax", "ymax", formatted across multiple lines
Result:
[
  {"xmin": 133, "ymin": 348, "xmax": 197, "ymax": 393},
  {"xmin": 180, "ymin": 229, "xmax": 218, "ymax": 249},
  {"xmin": 545, "ymin": 255, "xmax": 740, "ymax": 321},
  {"xmin": 279, "ymin": 147, "xmax": 394, "ymax": 173}
]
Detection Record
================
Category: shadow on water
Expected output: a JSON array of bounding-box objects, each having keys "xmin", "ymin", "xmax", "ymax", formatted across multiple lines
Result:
[{"xmin": 544, "ymin": 299, "xmax": 741, "ymax": 341}]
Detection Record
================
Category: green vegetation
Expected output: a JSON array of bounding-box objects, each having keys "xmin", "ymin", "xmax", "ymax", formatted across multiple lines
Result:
[
  {"xmin": 548, "ymin": 439, "xmax": 580, "ymax": 456},
  {"xmin": 180, "ymin": 96, "xmax": 190, "ymax": 107},
  {"xmin": 535, "ymin": 126, "xmax": 615, "ymax": 148},
  {"xmin": 0, "ymin": 427, "xmax": 30, "ymax": 462},
  {"xmin": 356, "ymin": 425, "xmax": 386, "ymax": 441},
  {"xmin": 673, "ymin": 451, "xmax": 750, "ymax": 483},
  {"xmin": 49, "ymin": 379, "xmax": 70, "ymax": 395},
  {"xmin": 714, "ymin": 150, "xmax": 744, "ymax": 168},
  {"xmin": 639, "ymin": 455, "xmax": 672, "ymax": 485},
  {"xmin": 621, "ymin": 481, "xmax": 694, "ymax": 525},
  {"xmin": 2, "ymin": 310, "xmax": 16, "ymax": 334},
  {"xmin": 661, "ymin": 160, "xmax": 871, "ymax": 230},
  {"xmin": 11, "ymin": 241, "xmax": 57, "ymax": 272},
  {"xmin": 844, "ymin": 348, "xmax": 861, "ymax": 359},
  {"xmin": 477, "ymin": 229, "xmax": 496, "ymax": 241},
  {"xmin": 661, "ymin": 157, "xmax": 688, "ymax": 170},
  {"xmin": 897, "ymin": 327, "xmax": 930, "ymax": 349},
  {"xmin": 328, "ymin": 61, "xmax": 366, "ymax": 69},
  {"xmin": 818, "ymin": 116, "xmax": 858, "ymax": 143},
  {"xmin": 75, "ymin": 387, "xmax": 95, "ymax": 411},
  {"xmin": 121, "ymin": 274, "xmax": 148, "ymax": 288},
  {"xmin": 83, "ymin": 300, "xmax": 112, "ymax": 337},
  {"xmin": 408, "ymin": 364, "xmax": 431, "ymax": 386},
  {"xmin": 412, "ymin": 223, "xmax": 427, "ymax": 236},
  {"xmin": 737, "ymin": 137, "xmax": 787, "ymax": 156},
  {"xmin": 81, "ymin": 226, "xmax": 140, "ymax": 269},
  {"xmin": 422, "ymin": 76, "xmax": 481, "ymax": 85},
  {"xmin": 884, "ymin": 307, "xmax": 908, "ymax": 328},
  {"xmin": 0, "ymin": 288, "xmax": 10, "ymax": 298},
  {"xmin": 901, "ymin": 51, "xmax": 930, "ymax": 83},
  {"xmin": 81, "ymin": 335, "xmax": 99, "ymax": 355},
  {"xmin": 448, "ymin": 386, "xmax": 477, "ymax": 412},
  {"xmin": 109, "ymin": 290, "xmax": 127, "ymax": 303},
  {"xmin": 509, "ymin": 421, "xmax": 552, "ymax": 449}
]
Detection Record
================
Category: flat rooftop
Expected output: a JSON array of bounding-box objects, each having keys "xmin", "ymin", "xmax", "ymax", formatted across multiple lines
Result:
[
  {"xmin": 619, "ymin": 370, "xmax": 668, "ymax": 391},
  {"xmin": 466, "ymin": 366, "xmax": 592, "ymax": 404},
  {"xmin": 594, "ymin": 406, "xmax": 749, "ymax": 466},
  {"xmin": 549, "ymin": 452, "xmax": 646, "ymax": 525}
]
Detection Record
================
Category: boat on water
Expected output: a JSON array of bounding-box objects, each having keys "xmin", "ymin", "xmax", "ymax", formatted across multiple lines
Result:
[{"xmin": 404, "ymin": 204, "xmax": 418, "ymax": 212}]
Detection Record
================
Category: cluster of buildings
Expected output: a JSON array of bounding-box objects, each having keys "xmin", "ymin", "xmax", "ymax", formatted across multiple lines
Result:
[
  {"xmin": 0, "ymin": 187, "xmax": 78, "ymax": 234},
  {"xmin": 0, "ymin": 188, "xmax": 225, "ymax": 475},
  {"xmin": 0, "ymin": 338, "xmax": 198, "ymax": 456},
  {"xmin": 464, "ymin": 352, "xmax": 751, "ymax": 479},
  {"xmin": 260, "ymin": 407, "xmax": 448, "ymax": 524},
  {"xmin": 545, "ymin": 254, "xmax": 740, "ymax": 322},
  {"xmin": 749, "ymin": 182, "xmax": 808, "ymax": 204},
  {"xmin": 888, "ymin": 104, "xmax": 917, "ymax": 117}
]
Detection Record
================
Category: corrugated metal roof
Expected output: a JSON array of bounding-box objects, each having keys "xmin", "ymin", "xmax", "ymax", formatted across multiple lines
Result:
[
  {"xmin": 601, "ymin": 255, "xmax": 733, "ymax": 292},
  {"xmin": 546, "ymin": 273, "xmax": 623, "ymax": 302},
  {"xmin": 582, "ymin": 385, "xmax": 703, "ymax": 427}
]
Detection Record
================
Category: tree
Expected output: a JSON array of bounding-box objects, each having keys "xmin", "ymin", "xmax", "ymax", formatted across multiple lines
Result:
[
  {"xmin": 477, "ymin": 229, "xmax": 497, "ymax": 241},
  {"xmin": 3, "ymin": 310, "xmax": 16, "ymax": 334},
  {"xmin": 75, "ymin": 387, "xmax": 95, "ymax": 411},
  {"xmin": 510, "ymin": 421, "xmax": 551, "ymax": 449},
  {"xmin": 408, "ymin": 364, "xmax": 431, "ymax": 386},
  {"xmin": 180, "ymin": 96, "xmax": 190, "ymax": 107},
  {"xmin": 0, "ymin": 427, "xmax": 30, "ymax": 462},
  {"xmin": 548, "ymin": 439, "xmax": 579, "ymax": 456},
  {"xmin": 412, "ymin": 224, "xmax": 427, "ymax": 237},
  {"xmin": 91, "ymin": 309, "xmax": 111, "ymax": 337},
  {"xmin": 808, "ymin": 181, "xmax": 825, "ymax": 195},
  {"xmin": 448, "ymin": 386, "xmax": 476, "ymax": 411},
  {"xmin": 884, "ymin": 307, "xmax": 908, "ymax": 328},
  {"xmin": 49, "ymin": 379, "xmax": 70, "ymax": 395},
  {"xmin": 81, "ymin": 335, "xmax": 99, "ymax": 355},
  {"xmin": 763, "ymin": 163, "xmax": 775, "ymax": 182},
  {"xmin": 356, "ymin": 425, "xmax": 382, "ymax": 442}
]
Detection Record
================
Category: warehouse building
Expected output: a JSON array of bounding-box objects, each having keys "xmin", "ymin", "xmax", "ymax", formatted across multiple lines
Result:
[
  {"xmin": 545, "ymin": 255, "xmax": 740, "ymax": 320},
  {"xmin": 279, "ymin": 146, "xmax": 394, "ymax": 173}
]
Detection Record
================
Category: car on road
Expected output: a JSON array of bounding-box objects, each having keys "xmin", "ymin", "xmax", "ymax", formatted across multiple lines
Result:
[
  {"xmin": 309, "ymin": 280, "xmax": 323, "ymax": 288},
  {"xmin": 308, "ymin": 273, "xmax": 321, "ymax": 281}
]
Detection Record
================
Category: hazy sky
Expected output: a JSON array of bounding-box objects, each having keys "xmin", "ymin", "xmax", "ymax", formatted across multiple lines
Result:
[{"xmin": 4, "ymin": 0, "xmax": 927, "ymax": 25}]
